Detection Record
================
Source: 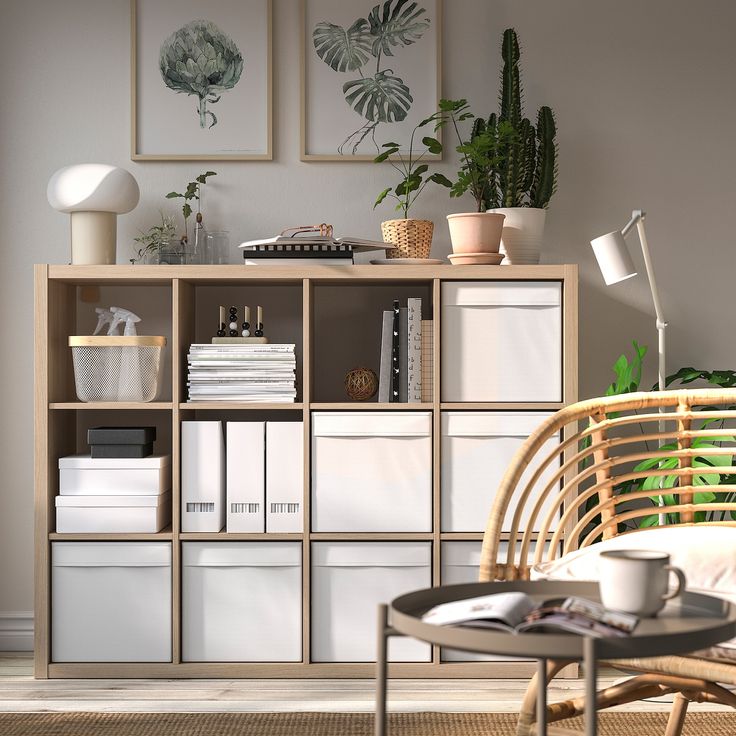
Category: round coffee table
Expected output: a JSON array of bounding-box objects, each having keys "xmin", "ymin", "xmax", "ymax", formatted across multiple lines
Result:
[{"xmin": 375, "ymin": 580, "xmax": 736, "ymax": 736}]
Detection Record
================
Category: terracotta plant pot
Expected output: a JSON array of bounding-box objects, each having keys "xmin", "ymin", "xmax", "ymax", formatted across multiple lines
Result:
[
  {"xmin": 446, "ymin": 212, "xmax": 506, "ymax": 254},
  {"xmin": 487, "ymin": 207, "xmax": 547, "ymax": 264},
  {"xmin": 381, "ymin": 219, "xmax": 434, "ymax": 259}
]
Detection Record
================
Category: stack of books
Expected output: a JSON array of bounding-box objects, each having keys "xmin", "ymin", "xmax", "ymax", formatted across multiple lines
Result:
[
  {"xmin": 239, "ymin": 236, "xmax": 389, "ymax": 266},
  {"xmin": 378, "ymin": 298, "xmax": 432, "ymax": 403},
  {"xmin": 187, "ymin": 344, "xmax": 297, "ymax": 403}
]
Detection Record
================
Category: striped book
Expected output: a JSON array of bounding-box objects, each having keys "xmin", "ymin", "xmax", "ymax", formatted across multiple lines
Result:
[{"xmin": 421, "ymin": 320, "xmax": 433, "ymax": 403}]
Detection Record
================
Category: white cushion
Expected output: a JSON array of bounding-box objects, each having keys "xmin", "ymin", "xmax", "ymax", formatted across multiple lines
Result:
[{"xmin": 531, "ymin": 525, "xmax": 736, "ymax": 651}]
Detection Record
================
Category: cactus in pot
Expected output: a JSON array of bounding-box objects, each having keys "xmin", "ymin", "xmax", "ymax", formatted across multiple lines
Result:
[{"xmin": 488, "ymin": 28, "xmax": 558, "ymax": 264}]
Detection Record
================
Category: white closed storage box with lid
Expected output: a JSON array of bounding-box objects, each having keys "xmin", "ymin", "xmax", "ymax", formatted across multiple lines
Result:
[
  {"xmin": 182, "ymin": 542, "xmax": 301, "ymax": 662},
  {"xmin": 311, "ymin": 542, "xmax": 431, "ymax": 662},
  {"xmin": 441, "ymin": 412, "xmax": 560, "ymax": 532},
  {"xmin": 58, "ymin": 454, "xmax": 171, "ymax": 495},
  {"xmin": 441, "ymin": 281, "xmax": 562, "ymax": 402},
  {"xmin": 312, "ymin": 412, "xmax": 432, "ymax": 532},
  {"xmin": 55, "ymin": 491, "xmax": 171, "ymax": 533},
  {"xmin": 51, "ymin": 542, "xmax": 171, "ymax": 662}
]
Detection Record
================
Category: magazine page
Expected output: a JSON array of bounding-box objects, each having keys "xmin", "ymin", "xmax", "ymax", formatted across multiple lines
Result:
[
  {"xmin": 518, "ymin": 596, "xmax": 638, "ymax": 637},
  {"xmin": 421, "ymin": 592, "xmax": 536, "ymax": 631}
]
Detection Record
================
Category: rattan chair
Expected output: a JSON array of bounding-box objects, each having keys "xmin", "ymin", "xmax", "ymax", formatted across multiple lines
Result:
[{"xmin": 479, "ymin": 388, "xmax": 736, "ymax": 736}]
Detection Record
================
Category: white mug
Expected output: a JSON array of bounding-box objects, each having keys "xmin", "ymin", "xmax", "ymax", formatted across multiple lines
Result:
[{"xmin": 598, "ymin": 550, "xmax": 686, "ymax": 617}]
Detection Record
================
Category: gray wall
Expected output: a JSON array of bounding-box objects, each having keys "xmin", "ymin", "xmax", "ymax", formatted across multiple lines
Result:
[{"xmin": 1, "ymin": 0, "xmax": 735, "ymax": 620}]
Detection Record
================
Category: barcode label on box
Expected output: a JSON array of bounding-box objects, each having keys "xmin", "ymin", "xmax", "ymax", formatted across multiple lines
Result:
[
  {"xmin": 186, "ymin": 502, "xmax": 215, "ymax": 513},
  {"xmin": 230, "ymin": 502, "xmax": 260, "ymax": 514},
  {"xmin": 270, "ymin": 503, "xmax": 300, "ymax": 515}
]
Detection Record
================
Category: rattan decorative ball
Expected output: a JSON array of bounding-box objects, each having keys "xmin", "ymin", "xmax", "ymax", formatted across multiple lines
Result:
[{"xmin": 345, "ymin": 367, "xmax": 378, "ymax": 401}]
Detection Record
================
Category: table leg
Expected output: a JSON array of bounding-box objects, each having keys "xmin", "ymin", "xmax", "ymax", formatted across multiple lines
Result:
[
  {"xmin": 375, "ymin": 604, "xmax": 389, "ymax": 736},
  {"xmin": 584, "ymin": 637, "xmax": 598, "ymax": 736},
  {"xmin": 537, "ymin": 658, "xmax": 548, "ymax": 736}
]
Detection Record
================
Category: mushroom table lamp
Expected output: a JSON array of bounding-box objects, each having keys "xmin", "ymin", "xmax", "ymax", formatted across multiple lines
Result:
[{"xmin": 47, "ymin": 164, "xmax": 140, "ymax": 265}]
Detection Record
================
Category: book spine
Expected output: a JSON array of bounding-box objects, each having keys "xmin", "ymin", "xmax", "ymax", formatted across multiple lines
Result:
[
  {"xmin": 407, "ymin": 298, "xmax": 422, "ymax": 403},
  {"xmin": 391, "ymin": 300, "xmax": 400, "ymax": 402},
  {"xmin": 399, "ymin": 307, "xmax": 408, "ymax": 403},
  {"xmin": 377, "ymin": 310, "xmax": 393, "ymax": 403},
  {"xmin": 421, "ymin": 320, "xmax": 433, "ymax": 403}
]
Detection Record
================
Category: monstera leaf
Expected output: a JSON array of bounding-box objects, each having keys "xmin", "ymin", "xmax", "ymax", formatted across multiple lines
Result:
[
  {"xmin": 343, "ymin": 71, "xmax": 412, "ymax": 123},
  {"xmin": 368, "ymin": 0, "xmax": 430, "ymax": 58},
  {"xmin": 313, "ymin": 19, "xmax": 372, "ymax": 72}
]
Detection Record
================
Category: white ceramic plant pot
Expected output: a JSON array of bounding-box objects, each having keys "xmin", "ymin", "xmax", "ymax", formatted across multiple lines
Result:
[
  {"xmin": 487, "ymin": 207, "xmax": 547, "ymax": 265},
  {"xmin": 446, "ymin": 212, "xmax": 505, "ymax": 254}
]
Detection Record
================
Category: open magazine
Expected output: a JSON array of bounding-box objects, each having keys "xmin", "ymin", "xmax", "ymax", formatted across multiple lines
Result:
[{"xmin": 422, "ymin": 593, "xmax": 639, "ymax": 638}]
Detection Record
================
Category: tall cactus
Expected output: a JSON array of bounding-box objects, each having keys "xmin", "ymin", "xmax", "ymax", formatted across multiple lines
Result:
[
  {"xmin": 530, "ymin": 106, "xmax": 557, "ymax": 208},
  {"xmin": 494, "ymin": 28, "xmax": 558, "ymax": 210}
]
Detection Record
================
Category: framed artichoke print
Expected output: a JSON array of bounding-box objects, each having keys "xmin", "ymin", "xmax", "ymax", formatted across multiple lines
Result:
[
  {"xmin": 301, "ymin": 0, "xmax": 442, "ymax": 161},
  {"xmin": 131, "ymin": 0, "xmax": 272, "ymax": 160}
]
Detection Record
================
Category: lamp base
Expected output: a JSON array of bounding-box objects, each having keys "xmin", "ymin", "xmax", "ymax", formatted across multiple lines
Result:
[{"xmin": 70, "ymin": 211, "xmax": 117, "ymax": 265}]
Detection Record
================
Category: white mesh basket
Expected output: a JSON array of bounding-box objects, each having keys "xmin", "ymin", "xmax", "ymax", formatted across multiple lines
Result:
[{"xmin": 69, "ymin": 336, "xmax": 166, "ymax": 402}]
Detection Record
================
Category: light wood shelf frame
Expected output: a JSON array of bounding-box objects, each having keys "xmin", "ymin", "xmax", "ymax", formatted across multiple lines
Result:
[{"xmin": 34, "ymin": 263, "xmax": 578, "ymax": 679}]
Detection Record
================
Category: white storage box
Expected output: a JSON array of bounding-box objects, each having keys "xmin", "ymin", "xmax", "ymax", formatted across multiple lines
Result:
[
  {"xmin": 311, "ymin": 542, "xmax": 431, "ymax": 662},
  {"xmin": 441, "ymin": 282, "xmax": 562, "ymax": 402},
  {"xmin": 55, "ymin": 492, "xmax": 171, "ymax": 533},
  {"xmin": 312, "ymin": 413, "xmax": 432, "ymax": 532},
  {"xmin": 181, "ymin": 421, "xmax": 225, "ymax": 532},
  {"xmin": 58, "ymin": 455, "xmax": 171, "ymax": 496},
  {"xmin": 266, "ymin": 422, "xmax": 304, "ymax": 533},
  {"xmin": 182, "ymin": 542, "xmax": 301, "ymax": 662},
  {"xmin": 226, "ymin": 422, "xmax": 265, "ymax": 533},
  {"xmin": 441, "ymin": 412, "xmax": 560, "ymax": 532},
  {"xmin": 441, "ymin": 541, "xmax": 530, "ymax": 662},
  {"xmin": 51, "ymin": 542, "xmax": 171, "ymax": 662}
]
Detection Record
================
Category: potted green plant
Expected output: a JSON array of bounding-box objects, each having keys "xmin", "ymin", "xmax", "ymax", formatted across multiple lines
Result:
[
  {"xmin": 131, "ymin": 213, "xmax": 177, "ymax": 264},
  {"xmin": 486, "ymin": 29, "xmax": 558, "ymax": 265},
  {"xmin": 373, "ymin": 116, "xmax": 451, "ymax": 259},
  {"xmin": 441, "ymin": 99, "xmax": 513, "ymax": 260}
]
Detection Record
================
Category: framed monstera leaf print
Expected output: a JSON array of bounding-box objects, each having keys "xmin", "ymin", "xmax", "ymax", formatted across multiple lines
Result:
[
  {"xmin": 132, "ymin": 0, "xmax": 272, "ymax": 160},
  {"xmin": 301, "ymin": 0, "xmax": 442, "ymax": 161}
]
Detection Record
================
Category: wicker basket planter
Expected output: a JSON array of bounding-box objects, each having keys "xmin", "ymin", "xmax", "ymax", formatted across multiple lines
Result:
[{"xmin": 381, "ymin": 219, "xmax": 434, "ymax": 259}]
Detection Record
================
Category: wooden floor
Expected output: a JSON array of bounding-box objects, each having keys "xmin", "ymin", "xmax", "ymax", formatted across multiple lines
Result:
[{"xmin": 0, "ymin": 654, "xmax": 730, "ymax": 714}]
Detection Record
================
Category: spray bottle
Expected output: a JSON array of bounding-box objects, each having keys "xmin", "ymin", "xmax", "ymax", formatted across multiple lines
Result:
[
  {"xmin": 109, "ymin": 307, "xmax": 144, "ymax": 400},
  {"xmin": 93, "ymin": 308, "xmax": 114, "ymax": 336}
]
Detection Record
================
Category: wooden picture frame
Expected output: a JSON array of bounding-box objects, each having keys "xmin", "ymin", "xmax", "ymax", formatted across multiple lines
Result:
[
  {"xmin": 300, "ymin": 0, "xmax": 443, "ymax": 162},
  {"xmin": 131, "ymin": 0, "xmax": 273, "ymax": 161}
]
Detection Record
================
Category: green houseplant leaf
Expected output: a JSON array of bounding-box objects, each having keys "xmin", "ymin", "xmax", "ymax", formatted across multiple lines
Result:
[
  {"xmin": 368, "ymin": 0, "xmax": 430, "ymax": 58},
  {"xmin": 313, "ymin": 19, "xmax": 372, "ymax": 72},
  {"xmin": 343, "ymin": 71, "xmax": 413, "ymax": 123}
]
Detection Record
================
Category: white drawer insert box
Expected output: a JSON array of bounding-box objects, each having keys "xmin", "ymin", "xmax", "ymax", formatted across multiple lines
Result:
[
  {"xmin": 311, "ymin": 542, "xmax": 431, "ymax": 662},
  {"xmin": 58, "ymin": 455, "xmax": 171, "ymax": 495},
  {"xmin": 51, "ymin": 542, "xmax": 171, "ymax": 662},
  {"xmin": 182, "ymin": 542, "xmax": 301, "ymax": 662},
  {"xmin": 441, "ymin": 281, "xmax": 562, "ymax": 402},
  {"xmin": 312, "ymin": 412, "xmax": 432, "ymax": 532},
  {"xmin": 55, "ymin": 492, "xmax": 171, "ymax": 533},
  {"xmin": 441, "ymin": 411, "xmax": 560, "ymax": 532}
]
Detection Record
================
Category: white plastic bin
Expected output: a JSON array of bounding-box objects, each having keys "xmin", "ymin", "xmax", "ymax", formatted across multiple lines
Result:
[
  {"xmin": 441, "ymin": 412, "xmax": 560, "ymax": 533},
  {"xmin": 51, "ymin": 542, "xmax": 171, "ymax": 662},
  {"xmin": 311, "ymin": 542, "xmax": 431, "ymax": 662},
  {"xmin": 441, "ymin": 282, "xmax": 562, "ymax": 402},
  {"xmin": 312, "ymin": 412, "xmax": 432, "ymax": 532},
  {"xmin": 182, "ymin": 542, "xmax": 301, "ymax": 662}
]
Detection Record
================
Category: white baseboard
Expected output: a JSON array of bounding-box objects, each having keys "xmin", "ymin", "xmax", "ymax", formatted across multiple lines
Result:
[{"xmin": 0, "ymin": 612, "xmax": 34, "ymax": 652}]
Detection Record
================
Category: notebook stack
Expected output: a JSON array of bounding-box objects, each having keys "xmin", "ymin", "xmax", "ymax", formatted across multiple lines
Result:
[
  {"xmin": 187, "ymin": 343, "xmax": 297, "ymax": 402},
  {"xmin": 239, "ymin": 235, "xmax": 390, "ymax": 265},
  {"xmin": 56, "ymin": 440, "xmax": 171, "ymax": 533}
]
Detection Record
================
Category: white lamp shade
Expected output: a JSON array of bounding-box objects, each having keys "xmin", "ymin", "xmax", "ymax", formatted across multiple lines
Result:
[
  {"xmin": 590, "ymin": 230, "xmax": 637, "ymax": 286},
  {"xmin": 47, "ymin": 164, "xmax": 139, "ymax": 214}
]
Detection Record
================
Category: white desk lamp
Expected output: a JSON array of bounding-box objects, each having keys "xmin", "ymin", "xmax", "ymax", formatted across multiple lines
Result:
[{"xmin": 591, "ymin": 210, "xmax": 667, "ymax": 392}]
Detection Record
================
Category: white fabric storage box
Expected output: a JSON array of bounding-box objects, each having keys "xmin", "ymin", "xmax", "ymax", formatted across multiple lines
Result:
[
  {"xmin": 51, "ymin": 542, "xmax": 171, "ymax": 662},
  {"xmin": 55, "ymin": 492, "xmax": 171, "ymax": 533},
  {"xmin": 311, "ymin": 542, "xmax": 431, "ymax": 662},
  {"xmin": 441, "ymin": 412, "xmax": 560, "ymax": 532},
  {"xmin": 58, "ymin": 455, "xmax": 171, "ymax": 495},
  {"xmin": 182, "ymin": 542, "xmax": 301, "ymax": 662},
  {"xmin": 441, "ymin": 282, "xmax": 562, "ymax": 402},
  {"xmin": 312, "ymin": 412, "xmax": 432, "ymax": 532}
]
